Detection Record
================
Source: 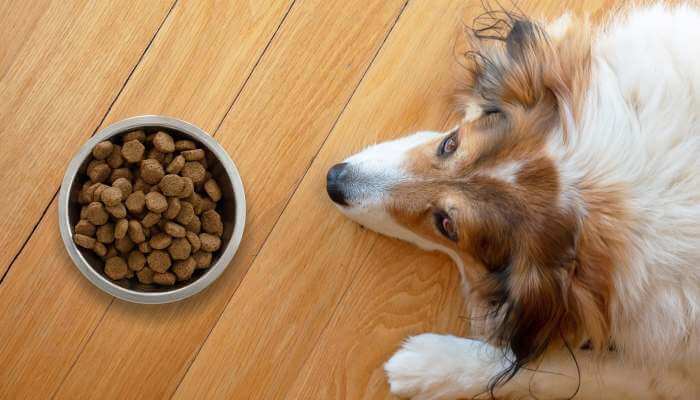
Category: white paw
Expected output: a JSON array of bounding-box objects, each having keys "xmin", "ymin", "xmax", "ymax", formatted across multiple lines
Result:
[{"xmin": 385, "ymin": 334, "xmax": 502, "ymax": 400}]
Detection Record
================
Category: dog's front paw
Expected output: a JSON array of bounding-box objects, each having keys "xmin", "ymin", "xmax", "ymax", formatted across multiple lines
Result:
[{"xmin": 385, "ymin": 334, "xmax": 500, "ymax": 400}]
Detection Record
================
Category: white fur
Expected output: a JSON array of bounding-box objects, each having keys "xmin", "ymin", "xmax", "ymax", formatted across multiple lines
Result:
[{"xmin": 335, "ymin": 4, "xmax": 700, "ymax": 399}]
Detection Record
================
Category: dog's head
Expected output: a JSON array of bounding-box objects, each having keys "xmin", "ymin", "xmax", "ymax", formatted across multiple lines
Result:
[{"xmin": 327, "ymin": 15, "xmax": 610, "ymax": 384}]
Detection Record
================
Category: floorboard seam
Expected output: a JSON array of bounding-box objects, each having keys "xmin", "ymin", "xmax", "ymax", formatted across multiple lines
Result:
[
  {"xmin": 43, "ymin": 2, "xmax": 180, "ymax": 397},
  {"xmin": 0, "ymin": 0, "xmax": 179, "ymax": 287}
]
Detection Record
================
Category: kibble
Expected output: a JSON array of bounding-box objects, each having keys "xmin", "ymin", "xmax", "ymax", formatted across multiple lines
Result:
[
  {"xmin": 104, "ymin": 256, "xmax": 128, "ymax": 280},
  {"xmin": 122, "ymin": 139, "xmax": 145, "ymax": 163},
  {"xmin": 168, "ymin": 238, "xmax": 191, "ymax": 260},
  {"xmin": 164, "ymin": 197, "xmax": 181, "ymax": 220},
  {"xmin": 75, "ymin": 220, "xmax": 96, "ymax": 236},
  {"xmin": 173, "ymin": 257, "xmax": 196, "ymax": 281},
  {"xmin": 100, "ymin": 187, "xmax": 122, "ymax": 207},
  {"xmin": 114, "ymin": 219, "xmax": 129, "ymax": 239},
  {"xmin": 145, "ymin": 191, "xmax": 168, "ymax": 213},
  {"xmin": 199, "ymin": 233, "xmax": 221, "ymax": 252},
  {"xmin": 141, "ymin": 159, "xmax": 164, "ymax": 184},
  {"xmin": 164, "ymin": 221, "xmax": 186, "ymax": 238},
  {"xmin": 72, "ymin": 129, "xmax": 226, "ymax": 287},
  {"xmin": 204, "ymin": 179, "xmax": 222, "ymax": 202},
  {"xmin": 159, "ymin": 174, "xmax": 185, "ymax": 197},
  {"xmin": 153, "ymin": 272, "xmax": 176, "ymax": 286},
  {"xmin": 92, "ymin": 141, "xmax": 113, "ymax": 160}
]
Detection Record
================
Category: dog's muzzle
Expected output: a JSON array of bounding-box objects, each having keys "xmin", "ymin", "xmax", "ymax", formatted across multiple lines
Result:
[{"xmin": 326, "ymin": 162, "xmax": 349, "ymax": 206}]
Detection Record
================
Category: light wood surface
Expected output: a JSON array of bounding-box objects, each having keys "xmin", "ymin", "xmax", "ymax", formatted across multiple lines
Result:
[{"xmin": 0, "ymin": 0, "xmax": 617, "ymax": 398}]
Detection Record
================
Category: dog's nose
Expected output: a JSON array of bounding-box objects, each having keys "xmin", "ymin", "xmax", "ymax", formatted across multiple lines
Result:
[{"xmin": 326, "ymin": 162, "xmax": 349, "ymax": 206}]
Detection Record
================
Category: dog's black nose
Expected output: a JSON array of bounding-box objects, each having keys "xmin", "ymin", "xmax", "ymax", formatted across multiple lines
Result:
[{"xmin": 326, "ymin": 162, "xmax": 349, "ymax": 206}]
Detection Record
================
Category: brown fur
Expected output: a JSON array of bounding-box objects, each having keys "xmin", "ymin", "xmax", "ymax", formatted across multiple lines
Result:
[{"xmin": 385, "ymin": 12, "xmax": 621, "ymax": 387}]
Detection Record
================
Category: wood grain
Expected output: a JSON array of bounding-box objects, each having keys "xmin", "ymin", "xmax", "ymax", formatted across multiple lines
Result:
[
  {"xmin": 0, "ymin": 0, "xmax": 175, "ymax": 277},
  {"xmin": 0, "ymin": 1, "xmax": 293, "ymax": 398},
  {"xmin": 174, "ymin": 0, "xmax": 612, "ymax": 399},
  {"xmin": 52, "ymin": 0, "xmax": 407, "ymax": 398}
]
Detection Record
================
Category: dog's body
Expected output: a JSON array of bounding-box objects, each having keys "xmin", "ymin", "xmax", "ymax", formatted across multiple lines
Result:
[{"xmin": 327, "ymin": 3, "xmax": 700, "ymax": 399}]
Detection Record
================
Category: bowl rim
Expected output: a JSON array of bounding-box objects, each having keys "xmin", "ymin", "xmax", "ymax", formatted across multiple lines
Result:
[{"xmin": 58, "ymin": 115, "xmax": 246, "ymax": 304}]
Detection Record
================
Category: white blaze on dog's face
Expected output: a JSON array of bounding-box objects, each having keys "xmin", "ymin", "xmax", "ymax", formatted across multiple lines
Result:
[{"xmin": 327, "ymin": 17, "xmax": 614, "ymax": 380}]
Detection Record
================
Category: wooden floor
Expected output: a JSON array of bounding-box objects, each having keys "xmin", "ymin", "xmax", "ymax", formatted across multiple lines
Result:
[{"xmin": 0, "ymin": 0, "xmax": 617, "ymax": 398}]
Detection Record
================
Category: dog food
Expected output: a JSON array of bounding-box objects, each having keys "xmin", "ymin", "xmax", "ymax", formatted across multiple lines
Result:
[{"xmin": 72, "ymin": 131, "xmax": 226, "ymax": 287}]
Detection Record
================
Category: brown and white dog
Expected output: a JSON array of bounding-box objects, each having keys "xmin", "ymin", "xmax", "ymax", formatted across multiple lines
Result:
[{"xmin": 326, "ymin": 3, "xmax": 700, "ymax": 399}]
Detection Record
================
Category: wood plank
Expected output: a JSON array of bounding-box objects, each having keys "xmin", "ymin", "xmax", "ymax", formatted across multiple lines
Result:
[
  {"xmin": 173, "ymin": 0, "xmax": 613, "ymax": 398},
  {"xmin": 0, "ymin": 0, "xmax": 51, "ymax": 78},
  {"xmin": 0, "ymin": 1, "xmax": 293, "ymax": 398},
  {"xmin": 52, "ymin": 0, "xmax": 407, "ymax": 398},
  {"xmin": 0, "ymin": 0, "xmax": 175, "ymax": 277}
]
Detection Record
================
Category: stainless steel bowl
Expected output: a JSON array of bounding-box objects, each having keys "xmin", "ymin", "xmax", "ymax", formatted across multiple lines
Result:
[{"xmin": 58, "ymin": 115, "xmax": 246, "ymax": 304}]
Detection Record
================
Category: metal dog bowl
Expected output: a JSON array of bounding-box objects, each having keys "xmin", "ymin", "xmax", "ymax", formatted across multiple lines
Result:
[{"xmin": 58, "ymin": 115, "xmax": 246, "ymax": 304}]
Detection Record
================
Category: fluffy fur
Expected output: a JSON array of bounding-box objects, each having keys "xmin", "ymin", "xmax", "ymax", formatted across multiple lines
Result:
[{"xmin": 326, "ymin": 2, "xmax": 700, "ymax": 399}]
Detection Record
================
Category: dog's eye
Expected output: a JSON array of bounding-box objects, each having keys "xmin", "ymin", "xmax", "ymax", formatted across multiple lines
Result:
[
  {"xmin": 434, "ymin": 211, "xmax": 458, "ymax": 241},
  {"xmin": 438, "ymin": 132, "xmax": 459, "ymax": 156},
  {"xmin": 483, "ymin": 106, "xmax": 501, "ymax": 116}
]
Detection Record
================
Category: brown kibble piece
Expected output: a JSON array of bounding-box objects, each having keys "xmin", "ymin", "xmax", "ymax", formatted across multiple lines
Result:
[
  {"xmin": 199, "ymin": 233, "xmax": 221, "ymax": 252},
  {"xmin": 140, "ymin": 159, "xmax": 164, "ymax": 184},
  {"xmin": 93, "ymin": 242, "xmax": 107, "ymax": 257},
  {"xmin": 127, "ymin": 251, "xmax": 146, "ymax": 271},
  {"xmin": 87, "ymin": 161, "xmax": 111, "ymax": 183},
  {"xmin": 137, "ymin": 267, "xmax": 154, "ymax": 284},
  {"xmin": 106, "ymin": 144, "xmax": 124, "ymax": 169},
  {"xmin": 128, "ymin": 220, "xmax": 146, "ymax": 244},
  {"xmin": 176, "ymin": 201, "xmax": 195, "ymax": 225},
  {"xmin": 125, "ymin": 190, "xmax": 146, "ymax": 214},
  {"xmin": 175, "ymin": 140, "xmax": 196, "ymax": 151},
  {"xmin": 122, "ymin": 139, "xmax": 145, "ymax": 163},
  {"xmin": 100, "ymin": 187, "xmax": 122, "ymax": 207},
  {"xmin": 85, "ymin": 202, "xmax": 109, "ymax": 225},
  {"xmin": 106, "ymin": 203, "xmax": 127, "ymax": 219},
  {"xmin": 92, "ymin": 141, "xmax": 113, "ymax": 160},
  {"xmin": 153, "ymin": 272, "xmax": 176, "ymax": 286},
  {"xmin": 141, "ymin": 212, "xmax": 161, "ymax": 228},
  {"xmin": 182, "ymin": 149, "xmax": 205, "ymax": 161},
  {"xmin": 188, "ymin": 192, "xmax": 204, "ymax": 214},
  {"xmin": 149, "ymin": 233, "xmax": 172, "ymax": 250},
  {"xmin": 159, "ymin": 174, "xmax": 185, "ymax": 197},
  {"xmin": 96, "ymin": 223, "xmax": 115, "ymax": 244},
  {"xmin": 153, "ymin": 131, "xmax": 175, "ymax": 153},
  {"xmin": 203, "ymin": 179, "xmax": 222, "ymax": 202},
  {"xmin": 193, "ymin": 251, "xmax": 212, "ymax": 269},
  {"xmin": 185, "ymin": 215, "xmax": 201, "ymax": 233},
  {"xmin": 178, "ymin": 177, "xmax": 194, "ymax": 198},
  {"xmin": 91, "ymin": 183, "xmax": 108, "ymax": 203},
  {"xmin": 104, "ymin": 257, "xmax": 128, "ymax": 280},
  {"xmin": 138, "ymin": 241, "xmax": 151, "ymax": 253},
  {"xmin": 201, "ymin": 198, "xmax": 216, "ymax": 213},
  {"xmin": 114, "ymin": 236, "xmax": 134, "ymax": 253},
  {"xmin": 123, "ymin": 130, "xmax": 146, "ymax": 143},
  {"xmin": 75, "ymin": 220, "xmax": 96, "ymax": 236},
  {"xmin": 186, "ymin": 231, "xmax": 201, "ymax": 252},
  {"xmin": 110, "ymin": 168, "xmax": 131, "ymax": 183},
  {"xmin": 147, "ymin": 250, "xmax": 171, "ymax": 273},
  {"xmin": 145, "ymin": 191, "xmax": 168, "ymax": 213},
  {"xmin": 166, "ymin": 155, "xmax": 185, "ymax": 174},
  {"xmin": 74, "ymin": 234, "xmax": 95, "ymax": 249},
  {"xmin": 173, "ymin": 257, "xmax": 196, "ymax": 281},
  {"xmin": 168, "ymin": 238, "xmax": 191, "ymax": 260},
  {"xmin": 79, "ymin": 182, "xmax": 96, "ymax": 204},
  {"xmin": 114, "ymin": 219, "xmax": 128, "ymax": 239},
  {"xmin": 180, "ymin": 162, "xmax": 206, "ymax": 184},
  {"xmin": 164, "ymin": 221, "xmax": 186, "ymax": 238},
  {"xmin": 165, "ymin": 197, "xmax": 182, "ymax": 220},
  {"xmin": 112, "ymin": 177, "xmax": 133, "ymax": 198},
  {"xmin": 201, "ymin": 210, "xmax": 223, "ymax": 236},
  {"xmin": 147, "ymin": 149, "xmax": 165, "ymax": 164}
]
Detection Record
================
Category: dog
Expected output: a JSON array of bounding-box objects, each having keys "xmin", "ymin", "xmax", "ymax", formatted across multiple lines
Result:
[{"xmin": 326, "ymin": 3, "xmax": 700, "ymax": 399}]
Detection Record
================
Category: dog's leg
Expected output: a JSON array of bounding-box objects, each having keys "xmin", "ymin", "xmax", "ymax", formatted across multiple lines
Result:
[{"xmin": 384, "ymin": 333, "xmax": 675, "ymax": 400}]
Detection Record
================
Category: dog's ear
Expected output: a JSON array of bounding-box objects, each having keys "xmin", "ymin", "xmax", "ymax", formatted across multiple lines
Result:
[{"xmin": 505, "ymin": 20, "xmax": 537, "ymax": 60}]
